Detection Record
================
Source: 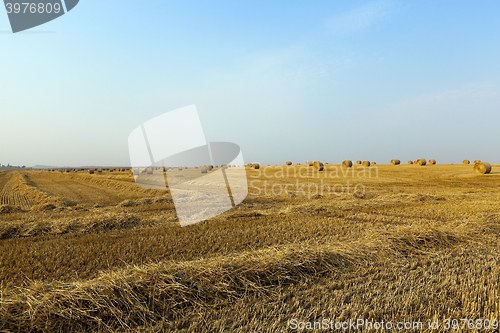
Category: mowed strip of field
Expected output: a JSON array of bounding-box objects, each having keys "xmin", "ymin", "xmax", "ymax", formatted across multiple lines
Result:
[
  {"xmin": 27, "ymin": 171, "xmax": 150, "ymax": 206},
  {"xmin": 0, "ymin": 172, "xmax": 35, "ymax": 210}
]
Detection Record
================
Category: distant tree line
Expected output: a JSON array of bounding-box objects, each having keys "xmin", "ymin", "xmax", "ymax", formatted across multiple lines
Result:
[{"xmin": 0, "ymin": 164, "xmax": 27, "ymax": 168}]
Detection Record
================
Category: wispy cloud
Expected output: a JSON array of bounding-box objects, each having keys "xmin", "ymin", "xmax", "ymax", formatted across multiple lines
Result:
[{"xmin": 326, "ymin": 1, "xmax": 395, "ymax": 36}]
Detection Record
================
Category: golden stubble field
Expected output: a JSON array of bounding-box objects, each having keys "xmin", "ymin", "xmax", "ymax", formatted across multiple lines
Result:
[{"xmin": 0, "ymin": 164, "xmax": 499, "ymax": 332}]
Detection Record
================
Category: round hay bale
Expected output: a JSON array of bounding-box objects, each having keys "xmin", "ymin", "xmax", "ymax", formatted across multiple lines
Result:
[
  {"xmin": 391, "ymin": 159, "xmax": 401, "ymax": 165},
  {"xmin": 252, "ymin": 163, "xmax": 260, "ymax": 169},
  {"xmin": 342, "ymin": 160, "xmax": 353, "ymax": 168},
  {"xmin": 408, "ymin": 161, "xmax": 413, "ymax": 164},
  {"xmin": 428, "ymin": 159, "xmax": 436, "ymax": 165},
  {"xmin": 97, "ymin": 168, "xmax": 103, "ymax": 174},
  {"xmin": 178, "ymin": 166, "xmax": 183, "ymax": 171},
  {"xmin": 474, "ymin": 162, "xmax": 492, "ymax": 174},
  {"xmin": 463, "ymin": 160, "xmax": 470, "ymax": 165},
  {"xmin": 286, "ymin": 161, "xmax": 292, "ymax": 166},
  {"xmin": 474, "ymin": 160, "xmax": 481, "ymax": 164},
  {"xmin": 415, "ymin": 159, "xmax": 427, "ymax": 166},
  {"xmin": 306, "ymin": 161, "xmax": 313, "ymax": 166},
  {"xmin": 201, "ymin": 166, "xmax": 208, "ymax": 173},
  {"xmin": 372, "ymin": 162, "xmax": 377, "ymax": 165},
  {"xmin": 362, "ymin": 161, "xmax": 370, "ymax": 167},
  {"xmin": 313, "ymin": 161, "xmax": 324, "ymax": 171},
  {"xmin": 208, "ymin": 165, "xmax": 214, "ymax": 171},
  {"xmin": 247, "ymin": 163, "xmax": 252, "ymax": 167},
  {"xmin": 88, "ymin": 169, "xmax": 94, "ymax": 174}
]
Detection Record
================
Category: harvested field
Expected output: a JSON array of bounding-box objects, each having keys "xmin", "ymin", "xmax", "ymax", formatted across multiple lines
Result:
[{"xmin": 1, "ymin": 165, "xmax": 500, "ymax": 332}]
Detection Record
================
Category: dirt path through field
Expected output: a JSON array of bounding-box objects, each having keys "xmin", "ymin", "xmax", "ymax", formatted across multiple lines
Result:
[{"xmin": 28, "ymin": 172, "xmax": 139, "ymax": 206}]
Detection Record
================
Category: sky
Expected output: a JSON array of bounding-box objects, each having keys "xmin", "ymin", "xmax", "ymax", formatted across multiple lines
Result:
[{"xmin": 1, "ymin": 0, "xmax": 499, "ymax": 167}]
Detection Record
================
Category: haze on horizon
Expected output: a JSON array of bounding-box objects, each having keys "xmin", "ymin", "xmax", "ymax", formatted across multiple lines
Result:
[{"xmin": 1, "ymin": 0, "xmax": 499, "ymax": 167}]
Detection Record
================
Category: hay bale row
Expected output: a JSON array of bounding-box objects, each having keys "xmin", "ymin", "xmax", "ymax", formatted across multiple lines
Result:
[
  {"xmin": 474, "ymin": 161, "xmax": 492, "ymax": 174},
  {"xmin": 391, "ymin": 159, "xmax": 401, "ymax": 165},
  {"xmin": 342, "ymin": 160, "xmax": 353, "ymax": 168}
]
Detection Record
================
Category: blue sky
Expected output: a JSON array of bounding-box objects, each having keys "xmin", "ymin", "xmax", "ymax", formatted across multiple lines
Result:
[{"xmin": 1, "ymin": 0, "xmax": 499, "ymax": 167}]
